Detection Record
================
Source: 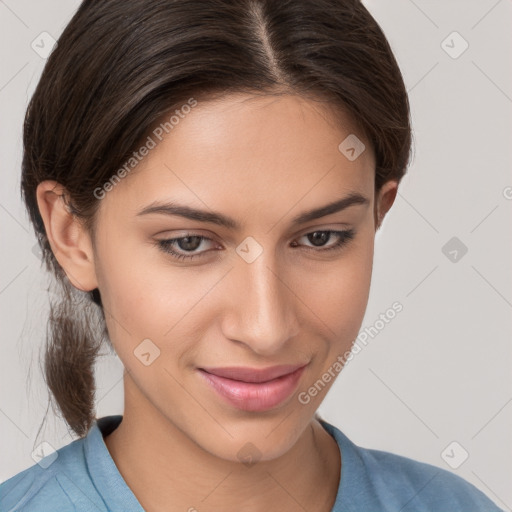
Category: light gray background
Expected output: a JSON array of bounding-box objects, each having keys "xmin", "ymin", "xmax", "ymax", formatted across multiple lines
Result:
[{"xmin": 1, "ymin": 0, "xmax": 511, "ymax": 508}]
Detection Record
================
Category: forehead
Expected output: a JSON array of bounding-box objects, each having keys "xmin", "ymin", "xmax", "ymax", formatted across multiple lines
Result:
[{"xmin": 99, "ymin": 93, "xmax": 375, "ymax": 222}]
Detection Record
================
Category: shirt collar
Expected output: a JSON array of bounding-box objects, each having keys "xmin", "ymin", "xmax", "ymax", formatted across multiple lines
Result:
[{"xmin": 84, "ymin": 415, "xmax": 145, "ymax": 511}]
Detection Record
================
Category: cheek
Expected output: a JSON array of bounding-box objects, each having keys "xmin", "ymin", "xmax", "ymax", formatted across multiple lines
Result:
[
  {"xmin": 93, "ymin": 237, "xmax": 195, "ymax": 356},
  {"xmin": 99, "ymin": 263, "xmax": 202, "ymax": 344},
  {"xmin": 295, "ymin": 232, "xmax": 374, "ymax": 342}
]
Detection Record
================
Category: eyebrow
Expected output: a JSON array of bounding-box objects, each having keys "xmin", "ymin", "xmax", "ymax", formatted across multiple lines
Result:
[{"xmin": 136, "ymin": 192, "xmax": 369, "ymax": 230}]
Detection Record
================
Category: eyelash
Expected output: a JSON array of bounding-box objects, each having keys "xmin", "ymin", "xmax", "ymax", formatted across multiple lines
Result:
[{"xmin": 156, "ymin": 229, "xmax": 356, "ymax": 261}]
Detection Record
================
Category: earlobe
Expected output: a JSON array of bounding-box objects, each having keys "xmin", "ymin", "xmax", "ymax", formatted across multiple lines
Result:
[
  {"xmin": 374, "ymin": 180, "xmax": 398, "ymax": 231},
  {"xmin": 36, "ymin": 180, "xmax": 98, "ymax": 292}
]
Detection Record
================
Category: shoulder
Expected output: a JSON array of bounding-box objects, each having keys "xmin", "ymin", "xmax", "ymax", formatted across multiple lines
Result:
[
  {"xmin": 320, "ymin": 420, "xmax": 504, "ymax": 512},
  {"xmin": 0, "ymin": 435, "xmax": 106, "ymax": 512},
  {"xmin": 358, "ymin": 445, "xmax": 502, "ymax": 511}
]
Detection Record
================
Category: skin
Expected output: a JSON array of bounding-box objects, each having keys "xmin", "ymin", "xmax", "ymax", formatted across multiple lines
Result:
[{"xmin": 36, "ymin": 92, "xmax": 397, "ymax": 512}]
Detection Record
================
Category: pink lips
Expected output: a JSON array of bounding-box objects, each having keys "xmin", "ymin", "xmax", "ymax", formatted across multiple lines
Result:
[{"xmin": 198, "ymin": 364, "xmax": 307, "ymax": 412}]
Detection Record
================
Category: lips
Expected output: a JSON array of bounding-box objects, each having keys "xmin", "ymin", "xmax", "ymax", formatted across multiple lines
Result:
[
  {"xmin": 199, "ymin": 364, "xmax": 306, "ymax": 383},
  {"xmin": 197, "ymin": 363, "xmax": 308, "ymax": 412}
]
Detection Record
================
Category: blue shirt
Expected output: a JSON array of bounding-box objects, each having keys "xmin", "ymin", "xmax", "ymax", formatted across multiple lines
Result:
[{"xmin": 0, "ymin": 415, "xmax": 503, "ymax": 511}]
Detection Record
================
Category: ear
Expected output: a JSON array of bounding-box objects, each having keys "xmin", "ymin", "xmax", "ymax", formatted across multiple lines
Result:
[
  {"xmin": 36, "ymin": 180, "xmax": 98, "ymax": 292},
  {"xmin": 374, "ymin": 180, "xmax": 398, "ymax": 231}
]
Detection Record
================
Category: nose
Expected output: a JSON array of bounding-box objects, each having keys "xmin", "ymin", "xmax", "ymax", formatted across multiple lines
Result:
[{"xmin": 221, "ymin": 249, "xmax": 300, "ymax": 356}]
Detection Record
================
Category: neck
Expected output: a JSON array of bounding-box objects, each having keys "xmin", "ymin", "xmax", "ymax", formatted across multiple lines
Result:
[{"xmin": 104, "ymin": 372, "xmax": 341, "ymax": 512}]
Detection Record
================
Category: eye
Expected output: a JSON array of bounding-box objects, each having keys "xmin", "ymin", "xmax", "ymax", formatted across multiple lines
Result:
[
  {"xmin": 156, "ymin": 229, "xmax": 356, "ymax": 261},
  {"xmin": 291, "ymin": 229, "xmax": 355, "ymax": 253},
  {"xmin": 157, "ymin": 234, "xmax": 215, "ymax": 261}
]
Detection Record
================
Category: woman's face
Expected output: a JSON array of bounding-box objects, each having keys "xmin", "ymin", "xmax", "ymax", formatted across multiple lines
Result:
[{"xmin": 85, "ymin": 93, "xmax": 395, "ymax": 460}]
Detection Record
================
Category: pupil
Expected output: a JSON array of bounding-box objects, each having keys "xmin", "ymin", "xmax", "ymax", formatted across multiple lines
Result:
[
  {"xmin": 309, "ymin": 231, "xmax": 329, "ymax": 247},
  {"xmin": 178, "ymin": 236, "xmax": 201, "ymax": 251}
]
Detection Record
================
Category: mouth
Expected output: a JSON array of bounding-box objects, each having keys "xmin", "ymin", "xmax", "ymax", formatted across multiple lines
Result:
[
  {"xmin": 197, "ymin": 363, "xmax": 308, "ymax": 412},
  {"xmin": 199, "ymin": 364, "xmax": 307, "ymax": 382}
]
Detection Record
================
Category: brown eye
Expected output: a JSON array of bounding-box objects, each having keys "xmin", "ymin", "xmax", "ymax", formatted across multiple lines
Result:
[
  {"xmin": 157, "ymin": 234, "xmax": 214, "ymax": 260},
  {"xmin": 292, "ymin": 229, "xmax": 355, "ymax": 252}
]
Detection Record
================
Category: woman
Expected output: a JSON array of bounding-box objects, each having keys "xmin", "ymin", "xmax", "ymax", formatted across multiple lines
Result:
[{"xmin": 0, "ymin": 0, "xmax": 504, "ymax": 511}]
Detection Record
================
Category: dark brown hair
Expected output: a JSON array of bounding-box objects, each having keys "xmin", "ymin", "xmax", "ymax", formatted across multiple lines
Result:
[{"xmin": 22, "ymin": 0, "xmax": 412, "ymax": 437}]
